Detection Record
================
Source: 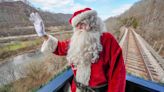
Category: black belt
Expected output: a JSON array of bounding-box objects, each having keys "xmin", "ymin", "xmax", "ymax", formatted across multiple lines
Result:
[{"xmin": 73, "ymin": 78, "xmax": 107, "ymax": 92}]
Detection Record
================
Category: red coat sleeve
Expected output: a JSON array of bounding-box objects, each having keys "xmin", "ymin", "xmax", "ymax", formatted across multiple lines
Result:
[
  {"xmin": 107, "ymin": 35, "xmax": 126, "ymax": 92},
  {"xmin": 53, "ymin": 40, "xmax": 70, "ymax": 56}
]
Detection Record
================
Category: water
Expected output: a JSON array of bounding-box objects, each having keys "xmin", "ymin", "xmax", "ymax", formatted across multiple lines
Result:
[{"xmin": 0, "ymin": 49, "xmax": 46, "ymax": 85}]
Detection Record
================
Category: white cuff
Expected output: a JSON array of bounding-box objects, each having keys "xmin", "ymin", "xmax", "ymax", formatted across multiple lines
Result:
[{"xmin": 41, "ymin": 35, "xmax": 58, "ymax": 54}]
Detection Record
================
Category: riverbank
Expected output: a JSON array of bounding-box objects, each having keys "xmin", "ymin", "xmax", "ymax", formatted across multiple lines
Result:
[
  {"xmin": 0, "ymin": 38, "xmax": 42, "ymax": 63},
  {"xmin": 0, "ymin": 31, "xmax": 73, "ymax": 64}
]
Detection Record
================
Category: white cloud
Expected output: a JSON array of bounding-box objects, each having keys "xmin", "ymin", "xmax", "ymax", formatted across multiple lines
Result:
[
  {"xmin": 110, "ymin": 4, "xmax": 132, "ymax": 16},
  {"xmin": 69, "ymin": 3, "xmax": 87, "ymax": 12},
  {"xmin": 29, "ymin": 0, "xmax": 87, "ymax": 13},
  {"xmin": 30, "ymin": 0, "xmax": 74, "ymax": 7},
  {"xmin": 84, "ymin": 0, "xmax": 97, "ymax": 2},
  {"xmin": 58, "ymin": 3, "xmax": 87, "ymax": 13}
]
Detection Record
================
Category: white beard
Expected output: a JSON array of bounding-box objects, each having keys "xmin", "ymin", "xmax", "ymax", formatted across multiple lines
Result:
[
  {"xmin": 66, "ymin": 29, "xmax": 102, "ymax": 66},
  {"xmin": 66, "ymin": 29, "xmax": 102, "ymax": 87}
]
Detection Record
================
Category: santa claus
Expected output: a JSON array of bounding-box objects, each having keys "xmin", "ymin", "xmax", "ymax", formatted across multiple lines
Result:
[{"xmin": 29, "ymin": 8, "xmax": 126, "ymax": 92}]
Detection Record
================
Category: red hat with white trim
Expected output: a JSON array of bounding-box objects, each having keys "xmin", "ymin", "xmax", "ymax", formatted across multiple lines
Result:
[{"xmin": 69, "ymin": 8, "xmax": 97, "ymax": 27}]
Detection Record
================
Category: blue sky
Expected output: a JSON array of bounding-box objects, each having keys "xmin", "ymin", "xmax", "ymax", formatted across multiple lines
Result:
[{"xmin": 28, "ymin": 0, "xmax": 140, "ymax": 20}]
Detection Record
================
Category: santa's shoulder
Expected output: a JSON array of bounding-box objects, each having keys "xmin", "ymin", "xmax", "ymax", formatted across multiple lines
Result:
[
  {"xmin": 101, "ymin": 32, "xmax": 120, "ymax": 49},
  {"xmin": 101, "ymin": 32, "xmax": 116, "ymax": 40}
]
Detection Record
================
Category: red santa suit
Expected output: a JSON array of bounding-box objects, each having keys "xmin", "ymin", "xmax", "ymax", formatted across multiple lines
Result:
[{"xmin": 41, "ymin": 8, "xmax": 126, "ymax": 92}]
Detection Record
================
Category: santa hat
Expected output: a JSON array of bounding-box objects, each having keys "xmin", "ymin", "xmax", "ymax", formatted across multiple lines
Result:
[{"xmin": 69, "ymin": 8, "xmax": 97, "ymax": 27}]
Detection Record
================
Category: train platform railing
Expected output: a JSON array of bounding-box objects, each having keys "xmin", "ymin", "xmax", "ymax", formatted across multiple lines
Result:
[
  {"xmin": 37, "ymin": 68, "xmax": 164, "ymax": 92},
  {"xmin": 37, "ymin": 69, "xmax": 73, "ymax": 92},
  {"xmin": 126, "ymin": 74, "xmax": 164, "ymax": 92}
]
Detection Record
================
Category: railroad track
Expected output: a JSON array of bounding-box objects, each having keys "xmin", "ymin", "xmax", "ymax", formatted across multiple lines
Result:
[{"xmin": 121, "ymin": 28, "xmax": 164, "ymax": 83}]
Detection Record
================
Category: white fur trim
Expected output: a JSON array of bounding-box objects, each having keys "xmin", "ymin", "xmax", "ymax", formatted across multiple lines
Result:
[
  {"xmin": 41, "ymin": 35, "xmax": 58, "ymax": 54},
  {"xmin": 72, "ymin": 10, "xmax": 97, "ymax": 27}
]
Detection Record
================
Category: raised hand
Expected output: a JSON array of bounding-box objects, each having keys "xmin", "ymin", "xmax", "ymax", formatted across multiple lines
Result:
[{"xmin": 29, "ymin": 12, "xmax": 46, "ymax": 37}]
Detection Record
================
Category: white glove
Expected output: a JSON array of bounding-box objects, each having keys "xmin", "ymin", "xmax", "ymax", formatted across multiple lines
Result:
[{"xmin": 29, "ymin": 12, "xmax": 46, "ymax": 36}]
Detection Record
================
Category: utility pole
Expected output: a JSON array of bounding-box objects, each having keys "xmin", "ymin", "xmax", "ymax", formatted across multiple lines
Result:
[
  {"xmin": 157, "ymin": 44, "xmax": 163, "ymax": 54},
  {"xmin": 153, "ymin": 41, "xmax": 157, "ymax": 49}
]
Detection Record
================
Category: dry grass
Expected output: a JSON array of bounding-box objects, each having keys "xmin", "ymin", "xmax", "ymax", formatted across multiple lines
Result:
[
  {"xmin": 11, "ymin": 61, "xmax": 51, "ymax": 92},
  {"xmin": 10, "ymin": 52, "xmax": 69, "ymax": 92}
]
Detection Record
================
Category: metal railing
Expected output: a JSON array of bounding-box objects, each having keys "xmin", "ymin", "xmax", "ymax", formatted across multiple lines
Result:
[{"xmin": 37, "ymin": 69, "xmax": 73, "ymax": 92}]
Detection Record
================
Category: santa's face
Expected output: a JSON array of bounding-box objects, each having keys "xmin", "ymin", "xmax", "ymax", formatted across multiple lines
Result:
[{"xmin": 75, "ymin": 22, "xmax": 90, "ymax": 32}]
